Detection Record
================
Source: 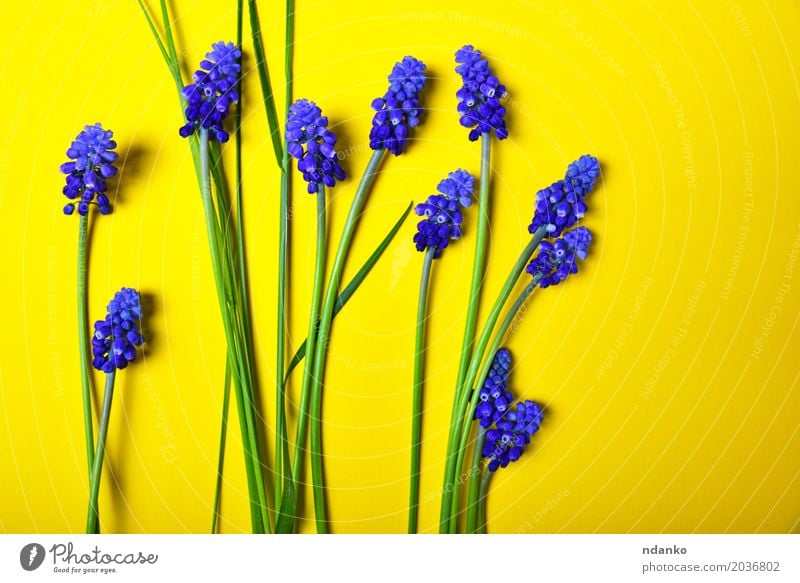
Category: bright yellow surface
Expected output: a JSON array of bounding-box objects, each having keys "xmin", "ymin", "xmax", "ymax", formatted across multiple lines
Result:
[{"xmin": 0, "ymin": 0, "xmax": 798, "ymax": 534}]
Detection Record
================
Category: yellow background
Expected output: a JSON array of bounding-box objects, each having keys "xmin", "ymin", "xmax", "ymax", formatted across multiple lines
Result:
[{"xmin": 1, "ymin": 0, "xmax": 798, "ymax": 534}]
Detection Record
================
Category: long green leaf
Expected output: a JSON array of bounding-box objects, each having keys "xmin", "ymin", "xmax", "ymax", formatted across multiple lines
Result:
[
  {"xmin": 247, "ymin": 0, "xmax": 284, "ymax": 166},
  {"xmin": 284, "ymin": 201, "xmax": 413, "ymax": 381}
]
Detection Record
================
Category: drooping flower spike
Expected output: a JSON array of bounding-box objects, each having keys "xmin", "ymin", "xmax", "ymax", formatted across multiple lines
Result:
[
  {"xmin": 529, "ymin": 155, "xmax": 601, "ymax": 237},
  {"xmin": 526, "ymin": 226, "xmax": 593, "ymax": 288},
  {"xmin": 91, "ymin": 288, "xmax": 144, "ymax": 373},
  {"xmin": 60, "ymin": 123, "xmax": 118, "ymax": 216},
  {"xmin": 483, "ymin": 400, "xmax": 544, "ymax": 472},
  {"xmin": 370, "ymin": 56, "xmax": 427, "ymax": 155},
  {"xmin": 413, "ymin": 169, "xmax": 475, "ymax": 258},
  {"xmin": 474, "ymin": 348, "xmax": 514, "ymax": 428},
  {"xmin": 455, "ymin": 45, "xmax": 508, "ymax": 141},
  {"xmin": 179, "ymin": 41, "xmax": 241, "ymax": 143},
  {"xmin": 286, "ymin": 99, "xmax": 346, "ymax": 194}
]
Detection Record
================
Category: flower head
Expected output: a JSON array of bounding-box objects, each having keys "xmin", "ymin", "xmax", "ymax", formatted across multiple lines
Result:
[
  {"xmin": 286, "ymin": 99, "xmax": 346, "ymax": 194},
  {"xmin": 91, "ymin": 288, "xmax": 144, "ymax": 373},
  {"xmin": 413, "ymin": 169, "xmax": 475, "ymax": 258},
  {"xmin": 455, "ymin": 45, "xmax": 508, "ymax": 141},
  {"xmin": 474, "ymin": 348, "xmax": 514, "ymax": 428},
  {"xmin": 370, "ymin": 56, "xmax": 427, "ymax": 155},
  {"xmin": 529, "ymin": 155, "xmax": 600, "ymax": 237},
  {"xmin": 483, "ymin": 400, "xmax": 544, "ymax": 472},
  {"xmin": 179, "ymin": 41, "xmax": 241, "ymax": 143},
  {"xmin": 59, "ymin": 123, "xmax": 118, "ymax": 216},
  {"xmin": 526, "ymin": 226, "xmax": 592, "ymax": 288}
]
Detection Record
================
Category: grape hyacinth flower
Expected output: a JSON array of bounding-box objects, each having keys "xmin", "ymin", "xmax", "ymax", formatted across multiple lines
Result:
[
  {"xmin": 474, "ymin": 348, "xmax": 514, "ymax": 428},
  {"xmin": 526, "ymin": 226, "xmax": 593, "ymax": 288},
  {"xmin": 413, "ymin": 169, "xmax": 475, "ymax": 258},
  {"xmin": 483, "ymin": 400, "xmax": 544, "ymax": 472},
  {"xmin": 60, "ymin": 123, "xmax": 118, "ymax": 216},
  {"xmin": 179, "ymin": 41, "xmax": 241, "ymax": 143},
  {"xmin": 286, "ymin": 98, "xmax": 346, "ymax": 193},
  {"xmin": 91, "ymin": 287, "xmax": 144, "ymax": 373},
  {"xmin": 369, "ymin": 56, "xmax": 427, "ymax": 155},
  {"xmin": 455, "ymin": 45, "xmax": 508, "ymax": 141},
  {"xmin": 529, "ymin": 155, "xmax": 601, "ymax": 237}
]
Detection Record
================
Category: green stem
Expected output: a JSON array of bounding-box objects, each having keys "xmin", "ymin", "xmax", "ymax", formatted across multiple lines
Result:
[
  {"xmin": 85, "ymin": 371, "xmax": 115, "ymax": 534},
  {"xmin": 477, "ymin": 467, "xmax": 492, "ymax": 534},
  {"xmin": 76, "ymin": 214, "xmax": 94, "ymax": 477},
  {"xmin": 408, "ymin": 247, "xmax": 435, "ymax": 533},
  {"xmin": 308, "ymin": 149, "xmax": 385, "ymax": 534},
  {"xmin": 275, "ymin": 0, "xmax": 295, "ymax": 510},
  {"xmin": 200, "ymin": 129, "xmax": 268, "ymax": 533},
  {"xmin": 441, "ymin": 132, "xmax": 491, "ymax": 532},
  {"xmin": 211, "ymin": 361, "xmax": 232, "ymax": 534},
  {"xmin": 447, "ymin": 228, "xmax": 546, "ymax": 532},
  {"xmin": 465, "ymin": 426, "xmax": 486, "ymax": 533},
  {"xmin": 288, "ymin": 184, "xmax": 327, "ymax": 529}
]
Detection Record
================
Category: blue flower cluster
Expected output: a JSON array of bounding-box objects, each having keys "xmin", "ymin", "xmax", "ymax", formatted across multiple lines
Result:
[
  {"xmin": 529, "ymin": 155, "xmax": 600, "ymax": 237},
  {"xmin": 60, "ymin": 123, "xmax": 118, "ymax": 216},
  {"xmin": 474, "ymin": 348, "xmax": 513, "ymax": 428},
  {"xmin": 483, "ymin": 400, "xmax": 544, "ymax": 472},
  {"xmin": 286, "ymin": 99, "xmax": 346, "ymax": 194},
  {"xmin": 526, "ymin": 226, "xmax": 593, "ymax": 288},
  {"xmin": 413, "ymin": 169, "xmax": 475, "ymax": 258},
  {"xmin": 370, "ymin": 56, "xmax": 427, "ymax": 156},
  {"xmin": 179, "ymin": 41, "xmax": 241, "ymax": 143},
  {"xmin": 92, "ymin": 288, "xmax": 144, "ymax": 373},
  {"xmin": 455, "ymin": 45, "xmax": 508, "ymax": 141}
]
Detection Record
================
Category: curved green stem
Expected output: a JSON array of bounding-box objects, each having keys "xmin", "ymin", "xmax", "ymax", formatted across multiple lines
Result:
[
  {"xmin": 85, "ymin": 371, "xmax": 115, "ymax": 534},
  {"xmin": 477, "ymin": 467, "xmax": 492, "ymax": 534},
  {"xmin": 275, "ymin": 0, "xmax": 296, "ymax": 512},
  {"xmin": 450, "ymin": 276, "xmax": 541, "ymax": 532},
  {"xmin": 310, "ymin": 149, "xmax": 385, "ymax": 533},
  {"xmin": 441, "ymin": 132, "xmax": 491, "ymax": 531},
  {"xmin": 446, "ymin": 228, "xmax": 546, "ymax": 532},
  {"xmin": 77, "ymin": 214, "xmax": 94, "ymax": 476},
  {"xmin": 465, "ymin": 426, "xmax": 487, "ymax": 533},
  {"xmin": 211, "ymin": 361, "xmax": 232, "ymax": 534},
  {"xmin": 408, "ymin": 247, "xmax": 435, "ymax": 533},
  {"xmin": 288, "ymin": 184, "xmax": 327, "ymax": 530},
  {"xmin": 200, "ymin": 129, "xmax": 268, "ymax": 533}
]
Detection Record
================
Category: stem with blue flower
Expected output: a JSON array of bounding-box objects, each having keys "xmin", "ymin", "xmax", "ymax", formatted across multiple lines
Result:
[
  {"xmin": 408, "ymin": 246, "xmax": 435, "ymax": 533},
  {"xmin": 444, "ymin": 226, "xmax": 547, "ymax": 532},
  {"xmin": 408, "ymin": 169, "xmax": 476, "ymax": 532},
  {"xmin": 442, "ymin": 44, "xmax": 509, "ymax": 531},
  {"xmin": 84, "ymin": 288, "xmax": 144, "ymax": 533},
  {"xmin": 76, "ymin": 214, "xmax": 94, "ymax": 475}
]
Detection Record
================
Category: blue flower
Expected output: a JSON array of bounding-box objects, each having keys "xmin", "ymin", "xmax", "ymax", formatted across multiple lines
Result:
[
  {"xmin": 455, "ymin": 45, "xmax": 508, "ymax": 141},
  {"xmin": 413, "ymin": 169, "xmax": 475, "ymax": 258},
  {"xmin": 529, "ymin": 155, "xmax": 600, "ymax": 237},
  {"xmin": 179, "ymin": 41, "xmax": 241, "ymax": 143},
  {"xmin": 286, "ymin": 99, "xmax": 346, "ymax": 194},
  {"xmin": 59, "ymin": 123, "xmax": 118, "ymax": 216},
  {"xmin": 370, "ymin": 56, "xmax": 427, "ymax": 155},
  {"xmin": 526, "ymin": 226, "xmax": 593, "ymax": 288},
  {"xmin": 483, "ymin": 400, "xmax": 544, "ymax": 472},
  {"xmin": 474, "ymin": 348, "xmax": 514, "ymax": 428},
  {"xmin": 91, "ymin": 288, "xmax": 144, "ymax": 373}
]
